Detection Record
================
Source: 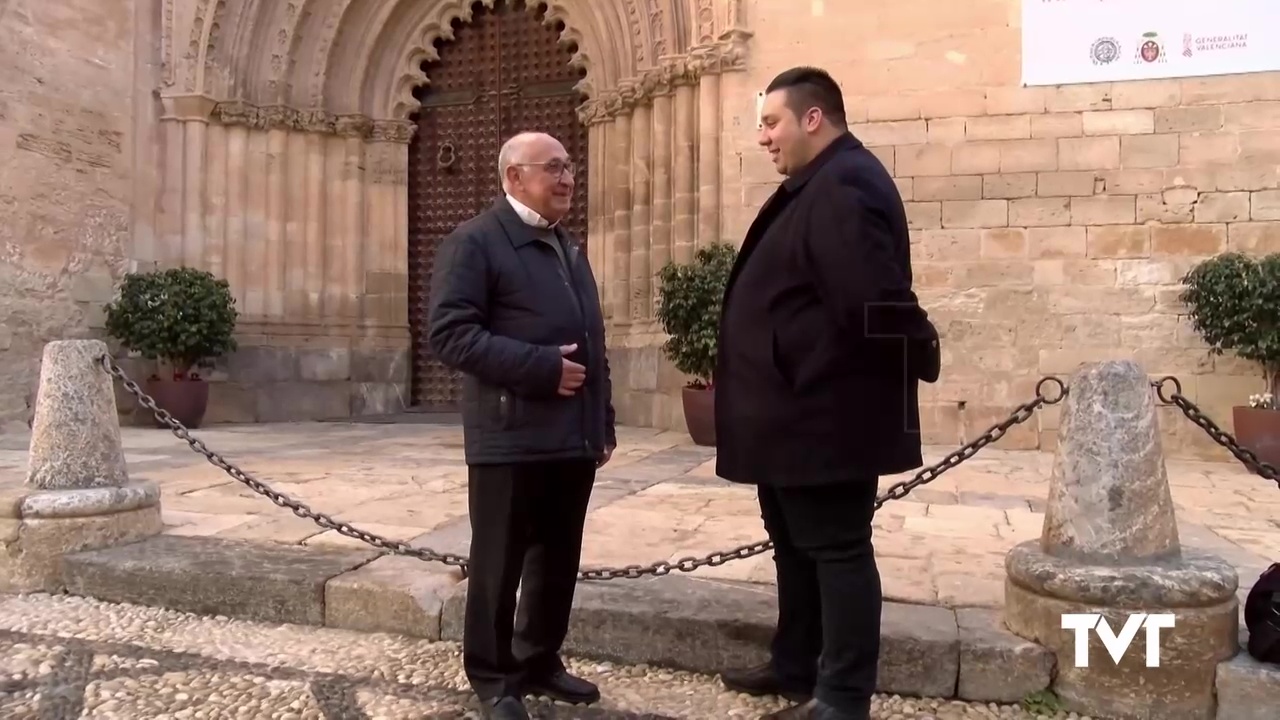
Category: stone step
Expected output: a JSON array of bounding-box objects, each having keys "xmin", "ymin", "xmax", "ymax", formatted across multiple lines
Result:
[
  {"xmin": 1216, "ymin": 649, "xmax": 1280, "ymax": 720},
  {"xmin": 61, "ymin": 534, "xmax": 1053, "ymax": 704},
  {"xmin": 58, "ymin": 534, "xmax": 1280, "ymax": 716},
  {"xmin": 62, "ymin": 534, "xmax": 380, "ymax": 626}
]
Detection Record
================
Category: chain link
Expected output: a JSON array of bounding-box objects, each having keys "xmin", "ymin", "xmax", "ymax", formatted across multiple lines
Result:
[
  {"xmin": 1152, "ymin": 376, "xmax": 1280, "ymax": 488},
  {"xmin": 100, "ymin": 357, "xmax": 472, "ymax": 576},
  {"xmin": 101, "ymin": 355, "xmax": 1066, "ymax": 581},
  {"xmin": 871, "ymin": 376, "xmax": 1066, "ymax": 510}
]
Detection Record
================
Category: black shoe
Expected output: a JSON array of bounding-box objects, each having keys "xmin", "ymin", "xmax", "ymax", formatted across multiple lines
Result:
[
  {"xmin": 760, "ymin": 699, "xmax": 864, "ymax": 720},
  {"xmin": 808, "ymin": 699, "xmax": 867, "ymax": 720},
  {"xmin": 720, "ymin": 662, "xmax": 813, "ymax": 704},
  {"xmin": 480, "ymin": 696, "xmax": 531, "ymax": 720},
  {"xmin": 523, "ymin": 669, "xmax": 601, "ymax": 705}
]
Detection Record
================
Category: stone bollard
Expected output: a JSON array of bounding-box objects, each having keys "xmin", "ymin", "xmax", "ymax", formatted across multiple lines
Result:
[
  {"xmin": 0, "ymin": 340, "xmax": 163, "ymax": 594},
  {"xmin": 1003, "ymin": 360, "xmax": 1239, "ymax": 720}
]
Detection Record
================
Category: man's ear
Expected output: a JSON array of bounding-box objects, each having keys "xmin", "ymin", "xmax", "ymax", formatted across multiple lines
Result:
[{"xmin": 804, "ymin": 107, "xmax": 823, "ymax": 132}]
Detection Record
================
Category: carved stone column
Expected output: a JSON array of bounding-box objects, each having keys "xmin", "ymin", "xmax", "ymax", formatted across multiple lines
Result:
[
  {"xmin": 671, "ymin": 80, "xmax": 697, "ymax": 265},
  {"xmin": 158, "ymin": 94, "xmax": 216, "ymax": 270},
  {"xmin": 629, "ymin": 101, "xmax": 653, "ymax": 320},
  {"xmin": 361, "ymin": 121, "xmax": 414, "ymax": 330},
  {"xmin": 334, "ymin": 116, "xmax": 372, "ymax": 321},
  {"xmin": 221, "ymin": 122, "xmax": 248, "ymax": 310},
  {"xmin": 649, "ymin": 87, "xmax": 674, "ymax": 314},
  {"xmin": 609, "ymin": 106, "xmax": 634, "ymax": 324},
  {"xmin": 263, "ymin": 109, "xmax": 289, "ymax": 319},
  {"xmin": 204, "ymin": 121, "xmax": 228, "ymax": 280},
  {"xmin": 696, "ymin": 64, "xmax": 721, "ymax": 251}
]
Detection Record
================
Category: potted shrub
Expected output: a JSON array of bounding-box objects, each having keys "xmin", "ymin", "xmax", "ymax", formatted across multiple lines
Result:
[
  {"xmin": 103, "ymin": 266, "xmax": 239, "ymax": 429},
  {"xmin": 1180, "ymin": 251, "xmax": 1280, "ymax": 470},
  {"xmin": 655, "ymin": 242, "xmax": 737, "ymax": 446}
]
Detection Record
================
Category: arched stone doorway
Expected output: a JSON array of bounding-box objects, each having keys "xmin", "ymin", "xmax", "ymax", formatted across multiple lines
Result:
[
  {"xmin": 148, "ymin": 0, "xmax": 751, "ymax": 423},
  {"xmin": 407, "ymin": 0, "xmax": 591, "ymax": 411}
]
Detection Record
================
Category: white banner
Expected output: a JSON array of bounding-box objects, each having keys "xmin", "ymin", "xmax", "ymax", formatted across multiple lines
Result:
[{"xmin": 1021, "ymin": 0, "xmax": 1280, "ymax": 86}]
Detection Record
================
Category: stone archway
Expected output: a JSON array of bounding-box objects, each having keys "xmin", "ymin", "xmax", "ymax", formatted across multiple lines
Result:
[{"xmin": 147, "ymin": 0, "xmax": 751, "ymax": 420}]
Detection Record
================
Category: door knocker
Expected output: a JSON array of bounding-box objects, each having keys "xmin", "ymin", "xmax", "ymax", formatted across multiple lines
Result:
[{"xmin": 437, "ymin": 140, "xmax": 457, "ymax": 170}]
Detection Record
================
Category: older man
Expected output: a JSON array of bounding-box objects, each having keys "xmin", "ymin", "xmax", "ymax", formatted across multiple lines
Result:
[{"xmin": 427, "ymin": 131, "xmax": 616, "ymax": 720}]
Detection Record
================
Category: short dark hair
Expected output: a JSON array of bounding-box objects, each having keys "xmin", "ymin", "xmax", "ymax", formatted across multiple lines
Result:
[{"xmin": 765, "ymin": 66, "xmax": 847, "ymax": 130}]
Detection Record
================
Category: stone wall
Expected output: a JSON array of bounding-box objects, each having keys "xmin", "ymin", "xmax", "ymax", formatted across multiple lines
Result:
[
  {"xmin": 0, "ymin": 0, "xmax": 139, "ymax": 431},
  {"xmin": 7, "ymin": 0, "xmax": 1278, "ymax": 452},
  {"xmin": 612, "ymin": 0, "xmax": 1280, "ymax": 461}
]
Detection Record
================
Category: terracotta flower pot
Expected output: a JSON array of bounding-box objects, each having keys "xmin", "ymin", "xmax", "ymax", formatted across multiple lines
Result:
[
  {"xmin": 681, "ymin": 385, "xmax": 716, "ymax": 447},
  {"xmin": 1231, "ymin": 405, "xmax": 1280, "ymax": 474},
  {"xmin": 143, "ymin": 377, "xmax": 210, "ymax": 429}
]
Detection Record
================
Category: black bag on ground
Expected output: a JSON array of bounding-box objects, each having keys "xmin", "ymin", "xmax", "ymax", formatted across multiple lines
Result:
[{"xmin": 1245, "ymin": 563, "xmax": 1280, "ymax": 664}]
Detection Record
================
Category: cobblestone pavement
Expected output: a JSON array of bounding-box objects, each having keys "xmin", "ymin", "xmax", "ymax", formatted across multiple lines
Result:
[
  {"xmin": 0, "ymin": 593, "xmax": 1096, "ymax": 719},
  {"xmin": 1, "ymin": 421, "xmax": 1277, "ymax": 606}
]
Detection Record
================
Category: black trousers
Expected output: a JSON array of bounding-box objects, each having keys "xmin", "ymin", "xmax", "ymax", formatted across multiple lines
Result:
[
  {"xmin": 758, "ymin": 478, "xmax": 880, "ymax": 719},
  {"xmin": 463, "ymin": 458, "xmax": 596, "ymax": 701}
]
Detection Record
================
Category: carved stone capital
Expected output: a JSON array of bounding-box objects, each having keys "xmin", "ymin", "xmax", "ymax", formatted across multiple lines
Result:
[
  {"xmin": 369, "ymin": 120, "xmax": 416, "ymax": 144},
  {"xmin": 206, "ymin": 99, "xmax": 413, "ymax": 144},
  {"xmin": 576, "ymin": 99, "xmax": 610, "ymax": 126},
  {"xmin": 646, "ymin": 62, "xmax": 679, "ymax": 97},
  {"xmin": 160, "ymin": 93, "xmax": 218, "ymax": 122},
  {"xmin": 661, "ymin": 55, "xmax": 701, "ymax": 87},
  {"xmin": 614, "ymin": 80, "xmax": 642, "ymax": 111},
  {"xmin": 715, "ymin": 27, "xmax": 753, "ymax": 72},
  {"xmin": 298, "ymin": 109, "xmax": 337, "ymax": 135},
  {"xmin": 212, "ymin": 100, "xmax": 257, "ymax": 128},
  {"xmin": 334, "ymin": 114, "xmax": 374, "ymax": 139},
  {"xmin": 258, "ymin": 105, "xmax": 297, "ymax": 131},
  {"xmin": 580, "ymin": 29, "xmax": 753, "ymax": 125}
]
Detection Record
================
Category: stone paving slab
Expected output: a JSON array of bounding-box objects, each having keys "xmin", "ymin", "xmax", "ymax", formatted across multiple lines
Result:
[
  {"xmin": 1215, "ymin": 652, "xmax": 1280, "ymax": 720},
  {"xmin": 53, "ymin": 530, "xmax": 1280, "ymax": 717},
  {"xmin": 56, "ymin": 532, "xmax": 1055, "ymax": 705},
  {"xmin": 6, "ymin": 421, "xmax": 1277, "ymax": 610},
  {"xmin": 0, "ymin": 593, "xmax": 1091, "ymax": 720},
  {"xmin": 63, "ymin": 534, "xmax": 378, "ymax": 625}
]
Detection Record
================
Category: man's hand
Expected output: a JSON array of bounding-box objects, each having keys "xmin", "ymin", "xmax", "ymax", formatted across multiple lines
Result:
[
  {"xmin": 558, "ymin": 344, "xmax": 586, "ymax": 397},
  {"xmin": 597, "ymin": 444, "xmax": 615, "ymax": 468}
]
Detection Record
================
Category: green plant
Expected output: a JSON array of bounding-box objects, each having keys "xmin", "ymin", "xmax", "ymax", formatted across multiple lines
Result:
[
  {"xmin": 654, "ymin": 242, "xmax": 738, "ymax": 389},
  {"xmin": 103, "ymin": 266, "xmax": 239, "ymax": 380},
  {"xmin": 1020, "ymin": 689, "xmax": 1063, "ymax": 715},
  {"xmin": 1180, "ymin": 252, "xmax": 1280, "ymax": 402}
]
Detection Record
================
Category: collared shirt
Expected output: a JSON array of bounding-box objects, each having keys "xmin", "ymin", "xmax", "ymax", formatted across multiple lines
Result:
[
  {"xmin": 505, "ymin": 193, "xmax": 555, "ymax": 229},
  {"xmin": 504, "ymin": 193, "xmax": 577, "ymax": 285}
]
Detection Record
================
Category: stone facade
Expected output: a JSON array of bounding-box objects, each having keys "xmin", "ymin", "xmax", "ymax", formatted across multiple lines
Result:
[
  {"xmin": 2, "ymin": 0, "xmax": 1278, "ymax": 460},
  {"xmin": 0, "ymin": 0, "xmax": 138, "ymax": 431},
  {"xmin": 612, "ymin": 0, "xmax": 1280, "ymax": 462}
]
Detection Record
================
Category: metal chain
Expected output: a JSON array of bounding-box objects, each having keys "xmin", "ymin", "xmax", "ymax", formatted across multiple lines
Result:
[
  {"xmin": 100, "ymin": 355, "xmax": 1066, "ymax": 581},
  {"xmin": 99, "ymin": 356, "xmax": 472, "ymax": 575},
  {"xmin": 1152, "ymin": 376, "xmax": 1280, "ymax": 488},
  {"xmin": 872, "ymin": 375, "xmax": 1067, "ymax": 510}
]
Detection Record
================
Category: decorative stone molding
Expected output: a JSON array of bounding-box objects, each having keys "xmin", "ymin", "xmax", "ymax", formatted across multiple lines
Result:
[
  {"xmin": 387, "ymin": 0, "xmax": 593, "ymax": 121},
  {"xmin": 576, "ymin": 31, "xmax": 751, "ymax": 125},
  {"xmin": 160, "ymin": 0, "xmax": 751, "ymax": 137},
  {"xmin": 206, "ymin": 101, "xmax": 417, "ymax": 144},
  {"xmin": 159, "ymin": 93, "xmax": 218, "ymax": 122},
  {"xmin": 145, "ymin": 0, "xmax": 752, "ymax": 340}
]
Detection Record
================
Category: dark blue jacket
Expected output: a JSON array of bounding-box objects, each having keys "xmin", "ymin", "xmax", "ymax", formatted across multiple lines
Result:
[
  {"xmin": 427, "ymin": 197, "xmax": 615, "ymax": 465},
  {"xmin": 715, "ymin": 132, "xmax": 940, "ymax": 486}
]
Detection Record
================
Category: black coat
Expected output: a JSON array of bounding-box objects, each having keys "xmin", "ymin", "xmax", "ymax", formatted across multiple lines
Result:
[
  {"xmin": 714, "ymin": 132, "xmax": 940, "ymax": 487},
  {"xmin": 427, "ymin": 197, "xmax": 616, "ymax": 465}
]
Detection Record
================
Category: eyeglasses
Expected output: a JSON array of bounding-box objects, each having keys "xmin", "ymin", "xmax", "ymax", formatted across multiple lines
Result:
[{"xmin": 518, "ymin": 159, "xmax": 575, "ymax": 178}]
